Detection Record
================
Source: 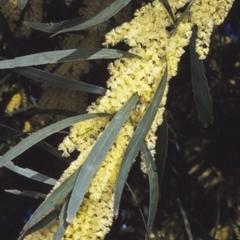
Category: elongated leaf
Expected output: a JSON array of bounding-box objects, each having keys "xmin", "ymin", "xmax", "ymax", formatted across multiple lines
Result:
[
  {"xmin": 17, "ymin": 0, "xmax": 28, "ymax": 10},
  {"xmin": 21, "ymin": 169, "xmax": 79, "ymax": 233},
  {"xmin": 0, "ymin": 113, "xmax": 110, "ymax": 168},
  {"xmin": 24, "ymin": 19, "xmax": 112, "ymax": 33},
  {"xmin": 53, "ymin": 199, "xmax": 69, "ymax": 240},
  {"xmin": 4, "ymin": 162, "xmax": 57, "ymax": 185},
  {"xmin": 18, "ymin": 208, "xmax": 60, "ymax": 240},
  {"xmin": 177, "ymin": 198, "xmax": 193, "ymax": 240},
  {"xmin": 156, "ymin": 113, "xmax": 168, "ymax": 187},
  {"xmin": 5, "ymin": 189, "xmax": 46, "ymax": 199},
  {"xmin": 66, "ymin": 93, "xmax": 139, "ymax": 223},
  {"xmin": 0, "ymin": 48, "xmax": 140, "ymax": 69},
  {"xmin": 160, "ymin": 0, "xmax": 175, "ymax": 23},
  {"xmin": 14, "ymin": 67, "xmax": 106, "ymax": 95},
  {"xmin": 50, "ymin": 0, "xmax": 131, "ymax": 36},
  {"xmin": 0, "ymin": 123, "xmax": 73, "ymax": 164},
  {"xmin": 141, "ymin": 143, "xmax": 159, "ymax": 239},
  {"xmin": 189, "ymin": 26, "xmax": 213, "ymax": 127},
  {"xmin": 114, "ymin": 66, "xmax": 168, "ymax": 216}
]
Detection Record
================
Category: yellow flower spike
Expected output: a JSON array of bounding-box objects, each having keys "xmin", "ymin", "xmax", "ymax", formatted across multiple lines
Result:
[
  {"xmin": 24, "ymin": 0, "xmax": 235, "ymax": 239},
  {"xmin": 5, "ymin": 93, "xmax": 22, "ymax": 114}
]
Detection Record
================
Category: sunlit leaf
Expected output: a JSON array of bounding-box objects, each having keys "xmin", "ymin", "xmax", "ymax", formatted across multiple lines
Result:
[
  {"xmin": 14, "ymin": 67, "xmax": 106, "ymax": 95},
  {"xmin": 53, "ymin": 199, "xmax": 69, "ymax": 240},
  {"xmin": 50, "ymin": 0, "xmax": 131, "ymax": 36},
  {"xmin": 114, "ymin": 66, "xmax": 168, "ymax": 216},
  {"xmin": 17, "ymin": 0, "xmax": 28, "ymax": 10},
  {"xmin": 4, "ymin": 162, "xmax": 57, "ymax": 185},
  {"xmin": 66, "ymin": 93, "xmax": 139, "ymax": 223},
  {"xmin": 5, "ymin": 189, "xmax": 46, "ymax": 199},
  {"xmin": 24, "ymin": 19, "xmax": 113, "ymax": 33},
  {"xmin": 18, "ymin": 208, "xmax": 60, "ymax": 240},
  {"xmin": 0, "ymin": 48, "xmax": 140, "ymax": 69},
  {"xmin": 0, "ymin": 113, "xmax": 110, "ymax": 168}
]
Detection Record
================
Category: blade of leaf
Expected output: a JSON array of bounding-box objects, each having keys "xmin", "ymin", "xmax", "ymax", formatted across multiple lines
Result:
[
  {"xmin": 141, "ymin": 142, "xmax": 159, "ymax": 240},
  {"xmin": 176, "ymin": 198, "xmax": 193, "ymax": 240},
  {"xmin": 21, "ymin": 168, "xmax": 79, "ymax": 233},
  {"xmin": 5, "ymin": 189, "xmax": 46, "ymax": 199},
  {"xmin": 156, "ymin": 113, "xmax": 168, "ymax": 187},
  {"xmin": 66, "ymin": 93, "xmax": 139, "ymax": 223},
  {"xmin": 0, "ymin": 123, "xmax": 73, "ymax": 164},
  {"xmin": 160, "ymin": 0, "xmax": 175, "ymax": 23},
  {"xmin": 14, "ymin": 67, "xmax": 106, "ymax": 95},
  {"xmin": 114, "ymin": 66, "xmax": 168, "ymax": 217},
  {"xmin": 17, "ymin": 0, "xmax": 28, "ymax": 10},
  {"xmin": 0, "ymin": 113, "xmax": 110, "ymax": 168},
  {"xmin": 4, "ymin": 162, "xmax": 57, "ymax": 185},
  {"xmin": 24, "ymin": 19, "xmax": 113, "ymax": 33},
  {"xmin": 0, "ymin": 48, "xmax": 140, "ymax": 69},
  {"xmin": 51, "ymin": 0, "xmax": 131, "ymax": 36},
  {"xmin": 189, "ymin": 26, "xmax": 213, "ymax": 127},
  {"xmin": 53, "ymin": 198, "xmax": 69, "ymax": 240},
  {"xmin": 18, "ymin": 208, "xmax": 60, "ymax": 240}
]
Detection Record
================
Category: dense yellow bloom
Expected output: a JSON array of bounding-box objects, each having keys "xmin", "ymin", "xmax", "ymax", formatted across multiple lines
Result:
[
  {"xmin": 24, "ymin": 0, "xmax": 234, "ymax": 239},
  {"xmin": 5, "ymin": 93, "xmax": 22, "ymax": 113}
]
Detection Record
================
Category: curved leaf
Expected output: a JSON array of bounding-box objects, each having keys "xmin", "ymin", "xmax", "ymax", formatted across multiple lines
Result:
[
  {"xmin": 24, "ymin": 19, "xmax": 112, "ymax": 33},
  {"xmin": 17, "ymin": 0, "xmax": 28, "ymax": 10},
  {"xmin": 66, "ymin": 93, "xmax": 139, "ymax": 223},
  {"xmin": 0, "ymin": 113, "xmax": 110, "ymax": 168},
  {"xmin": 5, "ymin": 189, "xmax": 46, "ymax": 199},
  {"xmin": 189, "ymin": 26, "xmax": 213, "ymax": 127},
  {"xmin": 114, "ymin": 66, "xmax": 168, "ymax": 216},
  {"xmin": 160, "ymin": 0, "xmax": 175, "ymax": 23},
  {"xmin": 4, "ymin": 162, "xmax": 57, "ymax": 185},
  {"xmin": 0, "ymin": 48, "xmax": 140, "ymax": 69},
  {"xmin": 50, "ymin": 0, "xmax": 131, "ymax": 36},
  {"xmin": 14, "ymin": 67, "xmax": 106, "ymax": 95},
  {"xmin": 141, "ymin": 142, "xmax": 159, "ymax": 239}
]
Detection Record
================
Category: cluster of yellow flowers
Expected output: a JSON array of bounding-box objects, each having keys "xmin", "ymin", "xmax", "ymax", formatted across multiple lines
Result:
[
  {"xmin": 5, "ymin": 91, "xmax": 27, "ymax": 114},
  {"xmin": 24, "ymin": 0, "xmax": 234, "ymax": 239}
]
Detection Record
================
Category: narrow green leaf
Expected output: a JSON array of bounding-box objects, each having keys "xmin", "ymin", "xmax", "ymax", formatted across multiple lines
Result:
[
  {"xmin": 156, "ymin": 113, "xmax": 168, "ymax": 187},
  {"xmin": 0, "ymin": 113, "xmax": 110, "ymax": 168},
  {"xmin": 17, "ymin": 0, "xmax": 28, "ymax": 10},
  {"xmin": 5, "ymin": 189, "xmax": 46, "ymax": 199},
  {"xmin": 66, "ymin": 93, "xmax": 139, "ymax": 223},
  {"xmin": 160, "ymin": 0, "xmax": 175, "ymax": 23},
  {"xmin": 18, "ymin": 208, "xmax": 60, "ymax": 240},
  {"xmin": 0, "ymin": 123, "xmax": 73, "ymax": 164},
  {"xmin": 141, "ymin": 143, "xmax": 159, "ymax": 239},
  {"xmin": 53, "ymin": 199, "xmax": 69, "ymax": 240},
  {"xmin": 21, "ymin": 169, "xmax": 79, "ymax": 233},
  {"xmin": 24, "ymin": 19, "xmax": 112, "ymax": 33},
  {"xmin": 189, "ymin": 26, "xmax": 213, "ymax": 127},
  {"xmin": 14, "ymin": 67, "xmax": 106, "ymax": 95},
  {"xmin": 51, "ymin": 0, "xmax": 131, "ymax": 36},
  {"xmin": 4, "ymin": 162, "xmax": 57, "ymax": 185},
  {"xmin": 177, "ymin": 198, "xmax": 193, "ymax": 240},
  {"xmin": 0, "ymin": 48, "xmax": 140, "ymax": 69},
  {"xmin": 114, "ymin": 66, "xmax": 168, "ymax": 216}
]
